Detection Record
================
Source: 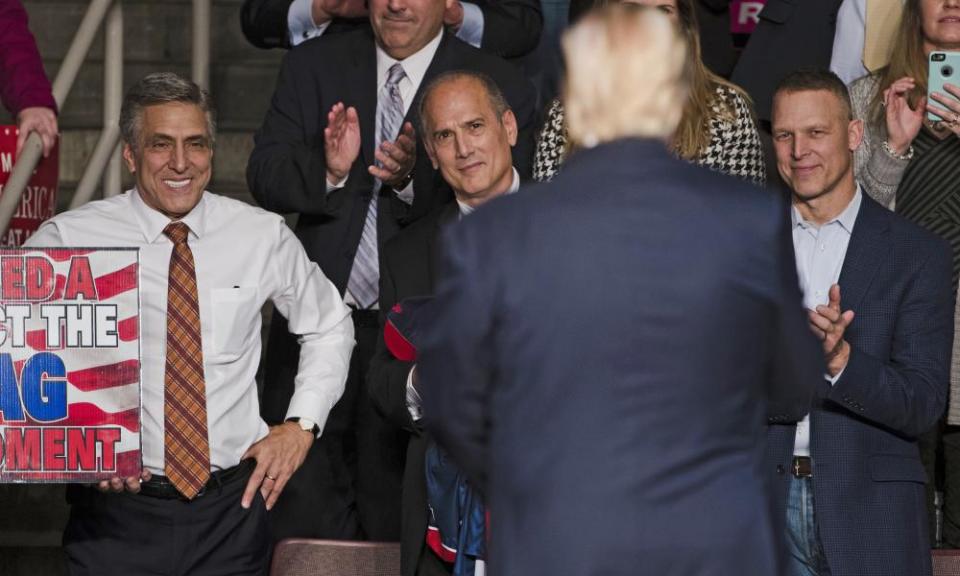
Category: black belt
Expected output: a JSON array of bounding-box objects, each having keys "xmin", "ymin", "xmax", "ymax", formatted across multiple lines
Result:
[
  {"xmin": 138, "ymin": 459, "xmax": 254, "ymax": 500},
  {"xmin": 792, "ymin": 456, "xmax": 813, "ymax": 478},
  {"xmin": 347, "ymin": 304, "xmax": 379, "ymax": 326}
]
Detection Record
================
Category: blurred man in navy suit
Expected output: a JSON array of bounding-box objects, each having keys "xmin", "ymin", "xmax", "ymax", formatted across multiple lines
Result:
[
  {"xmin": 418, "ymin": 6, "xmax": 824, "ymax": 575},
  {"xmin": 768, "ymin": 69, "xmax": 953, "ymax": 576}
]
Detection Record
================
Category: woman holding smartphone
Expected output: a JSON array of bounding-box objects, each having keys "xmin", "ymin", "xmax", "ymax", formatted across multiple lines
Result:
[
  {"xmin": 850, "ymin": 0, "xmax": 960, "ymax": 550},
  {"xmin": 532, "ymin": 0, "xmax": 765, "ymax": 185},
  {"xmin": 851, "ymin": 0, "xmax": 960, "ymax": 209}
]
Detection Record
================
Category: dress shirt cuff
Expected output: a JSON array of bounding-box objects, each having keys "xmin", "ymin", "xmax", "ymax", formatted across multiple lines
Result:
[
  {"xmin": 288, "ymin": 0, "xmax": 332, "ymax": 46},
  {"xmin": 455, "ymin": 2, "xmax": 484, "ymax": 48},
  {"xmin": 826, "ymin": 367, "xmax": 845, "ymax": 386},
  {"xmin": 326, "ymin": 174, "xmax": 348, "ymax": 193},
  {"xmin": 406, "ymin": 366, "xmax": 423, "ymax": 422},
  {"xmin": 394, "ymin": 180, "xmax": 415, "ymax": 205}
]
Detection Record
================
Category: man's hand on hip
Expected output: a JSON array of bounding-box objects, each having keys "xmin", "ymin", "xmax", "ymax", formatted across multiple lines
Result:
[{"xmin": 240, "ymin": 421, "xmax": 314, "ymax": 510}]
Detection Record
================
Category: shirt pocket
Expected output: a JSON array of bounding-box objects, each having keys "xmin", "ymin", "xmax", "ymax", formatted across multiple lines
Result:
[{"xmin": 210, "ymin": 287, "xmax": 258, "ymax": 360}]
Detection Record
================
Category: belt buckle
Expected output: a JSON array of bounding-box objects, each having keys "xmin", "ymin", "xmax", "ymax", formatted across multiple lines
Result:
[{"xmin": 792, "ymin": 456, "xmax": 812, "ymax": 478}]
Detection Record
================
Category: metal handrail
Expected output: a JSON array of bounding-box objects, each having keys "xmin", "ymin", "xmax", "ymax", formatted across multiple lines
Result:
[
  {"xmin": 72, "ymin": 0, "xmax": 122, "ymax": 208},
  {"xmin": 0, "ymin": 0, "xmax": 116, "ymax": 235},
  {"xmin": 193, "ymin": 0, "xmax": 211, "ymax": 90},
  {"xmin": 1, "ymin": 0, "xmax": 212, "ymax": 232}
]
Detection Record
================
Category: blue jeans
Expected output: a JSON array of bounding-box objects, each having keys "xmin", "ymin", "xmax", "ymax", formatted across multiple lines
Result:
[{"xmin": 786, "ymin": 474, "xmax": 832, "ymax": 576}]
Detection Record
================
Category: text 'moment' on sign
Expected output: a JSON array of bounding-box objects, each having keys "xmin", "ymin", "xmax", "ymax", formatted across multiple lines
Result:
[
  {"xmin": 0, "ymin": 248, "xmax": 141, "ymax": 482},
  {"xmin": 0, "ymin": 126, "xmax": 58, "ymax": 247}
]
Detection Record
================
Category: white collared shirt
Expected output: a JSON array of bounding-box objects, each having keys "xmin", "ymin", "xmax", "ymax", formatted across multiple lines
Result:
[
  {"xmin": 456, "ymin": 168, "xmax": 521, "ymax": 216},
  {"xmin": 25, "ymin": 190, "xmax": 355, "ymax": 475},
  {"xmin": 791, "ymin": 187, "xmax": 862, "ymax": 455}
]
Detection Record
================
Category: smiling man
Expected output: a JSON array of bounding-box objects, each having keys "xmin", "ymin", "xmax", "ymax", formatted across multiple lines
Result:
[
  {"xmin": 26, "ymin": 73, "xmax": 354, "ymax": 576},
  {"xmin": 365, "ymin": 70, "xmax": 517, "ymax": 576},
  {"xmin": 247, "ymin": 0, "xmax": 536, "ymax": 542},
  {"xmin": 768, "ymin": 68, "xmax": 953, "ymax": 576}
]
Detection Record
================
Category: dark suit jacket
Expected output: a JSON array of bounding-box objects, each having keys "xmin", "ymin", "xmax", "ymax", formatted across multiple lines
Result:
[
  {"xmin": 731, "ymin": 0, "xmax": 844, "ymax": 121},
  {"xmin": 240, "ymin": 0, "xmax": 542, "ymax": 59},
  {"xmin": 765, "ymin": 194, "xmax": 954, "ymax": 576},
  {"xmin": 249, "ymin": 26, "xmax": 536, "ymax": 418},
  {"xmin": 418, "ymin": 138, "xmax": 823, "ymax": 575},
  {"xmin": 367, "ymin": 201, "xmax": 458, "ymax": 576}
]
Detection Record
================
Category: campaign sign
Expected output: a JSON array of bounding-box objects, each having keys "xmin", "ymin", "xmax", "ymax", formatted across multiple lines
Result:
[
  {"xmin": 0, "ymin": 248, "xmax": 140, "ymax": 482},
  {"xmin": 0, "ymin": 125, "xmax": 58, "ymax": 247},
  {"xmin": 730, "ymin": 0, "xmax": 766, "ymax": 34}
]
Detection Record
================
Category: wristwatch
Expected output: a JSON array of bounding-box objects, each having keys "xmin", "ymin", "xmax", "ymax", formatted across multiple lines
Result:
[
  {"xmin": 391, "ymin": 169, "xmax": 414, "ymax": 190},
  {"xmin": 286, "ymin": 417, "xmax": 319, "ymax": 437}
]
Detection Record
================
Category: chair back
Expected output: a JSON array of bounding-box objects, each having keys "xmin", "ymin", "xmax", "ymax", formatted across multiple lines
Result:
[
  {"xmin": 934, "ymin": 549, "xmax": 960, "ymax": 576},
  {"xmin": 270, "ymin": 539, "xmax": 401, "ymax": 576}
]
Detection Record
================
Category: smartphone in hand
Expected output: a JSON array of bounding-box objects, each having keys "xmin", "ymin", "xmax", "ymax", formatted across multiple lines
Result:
[{"xmin": 927, "ymin": 51, "xmax": 960, "ymax": 122}]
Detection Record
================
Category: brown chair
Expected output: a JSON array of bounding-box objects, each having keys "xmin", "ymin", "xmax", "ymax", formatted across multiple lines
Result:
[
  {"xmin": 934, "ymin": 549, "xmax": 960, "ymax": 576},
  {"xmin": 270, "ymin": 539, "xmax": 401, "ymax": 576}
]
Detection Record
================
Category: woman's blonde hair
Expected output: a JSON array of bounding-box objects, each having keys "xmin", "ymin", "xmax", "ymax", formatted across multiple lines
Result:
[
  {"xmin": 563, "ymin": 5, "xmax": 688, "ymax": 147},
  {"xmin": 870, "ymin": 0, "xmax": 925, "ymax": 125},
  {"xmin": 569, "ymin": 0, "xmax": 751, "ymax": 158}
]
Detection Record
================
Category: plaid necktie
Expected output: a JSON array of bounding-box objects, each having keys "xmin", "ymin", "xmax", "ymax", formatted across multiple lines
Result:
[
  {"xmin": 163, "ymin": 222, "xmax": 210, "ymax": 499},
  {"xmin": 346, "ymin": 62, "xmax": 407, "ymax": 308}
]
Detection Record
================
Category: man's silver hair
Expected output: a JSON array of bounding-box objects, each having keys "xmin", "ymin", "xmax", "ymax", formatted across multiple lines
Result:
[
  {"xmin": 119, "ymin": 72, "xmax": 217, "ymax": 148},
  {"xmin": 417, "ymin": 70, "xmax": 511, "ymax": 136}
]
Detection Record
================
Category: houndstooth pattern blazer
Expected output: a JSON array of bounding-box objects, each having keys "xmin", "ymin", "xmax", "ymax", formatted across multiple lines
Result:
[{"xmin": 532, "ymin": 85, "xmax": 766, "ymax": 185}]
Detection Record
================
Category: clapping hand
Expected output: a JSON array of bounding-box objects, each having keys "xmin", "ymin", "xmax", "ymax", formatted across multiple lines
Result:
[
  {"xmin": 808, "ymin": 284, "xmax": 855, "ymax": 378},
  {"xmin": 369, "ymin": 121, "xmax": 416, "ymax": 188},
  {"xmin": 325, "ymin": 102, "xmax": 361, "ymax": 185}
]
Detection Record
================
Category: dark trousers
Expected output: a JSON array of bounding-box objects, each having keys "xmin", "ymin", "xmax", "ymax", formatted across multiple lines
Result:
[
  {"xmin": 63, "ymin": 465, "xmax": 270, "ymax": 576},
  {"xmin": 262, "ymin": 311, "xmax": 405, "ymax": 542},
  {"xmin": 923, "ymin": 423, "xmax": 960, "ymax": 547},
  {"xmin": 416, "ymin": 543, "xmax": 454, "ymax": 576}
]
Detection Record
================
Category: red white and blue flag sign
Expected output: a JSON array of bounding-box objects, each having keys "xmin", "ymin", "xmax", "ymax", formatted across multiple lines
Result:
[{"xmin": 0, "ymin": 248, "xmax": 140, "ymax": 482}]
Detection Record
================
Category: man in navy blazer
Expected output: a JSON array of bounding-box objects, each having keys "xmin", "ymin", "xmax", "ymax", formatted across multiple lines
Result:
[
  {"xmin": 768, "ymin": 69, "xmax": 953, "ymax": 576},
  {"xmin": 418, "ymin": 7, "xmax": 823, "ymax": 575}
]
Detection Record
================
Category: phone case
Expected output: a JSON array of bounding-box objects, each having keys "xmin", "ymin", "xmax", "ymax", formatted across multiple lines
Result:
[{"xmin": 927, "ymin": 51, "xmax": 960, "ymax": 121}]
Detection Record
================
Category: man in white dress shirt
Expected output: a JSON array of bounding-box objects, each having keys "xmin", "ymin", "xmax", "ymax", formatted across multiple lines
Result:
[{"xmin": 27, "ymin": 72, "xmax": 354, "ymax": 576}]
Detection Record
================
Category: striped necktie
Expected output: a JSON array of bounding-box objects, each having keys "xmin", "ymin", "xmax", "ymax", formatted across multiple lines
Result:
[
  {"xmin": 347, "ymin": 62, "xmax": 407, "ymax": 309},
  {"xmin": 163, "ymin": 222, "xmax": 210, "ymax": 499}
]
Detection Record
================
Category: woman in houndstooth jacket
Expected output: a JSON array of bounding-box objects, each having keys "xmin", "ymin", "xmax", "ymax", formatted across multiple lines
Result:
[{"xmin": 533, "ymin": 0, "xmax": 765, "ymax": 185}]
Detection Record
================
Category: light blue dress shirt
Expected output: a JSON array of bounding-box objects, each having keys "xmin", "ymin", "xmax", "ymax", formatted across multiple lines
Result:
[{"xmin": 791, "ymin": 187, "xmax": 862, "ymax": 455}]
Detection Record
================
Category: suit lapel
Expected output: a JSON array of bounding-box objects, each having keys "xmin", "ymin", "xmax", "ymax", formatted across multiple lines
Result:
[
  {"xmin": 355, "ymin": 31, "xmax": 378, "ymax": 170},
  {"xmin": 427, "ymin": 202, "xmax": 461, "ymax": 284},
  {"xmin": 837, "ymin": 195, "xmax": 891, "ymax": 314}
]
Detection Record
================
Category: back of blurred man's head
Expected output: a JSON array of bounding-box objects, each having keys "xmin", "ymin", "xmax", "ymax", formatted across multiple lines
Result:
[{"xmin": 562, "ymin": 4, "xmax": 687, "ymax": 148}]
